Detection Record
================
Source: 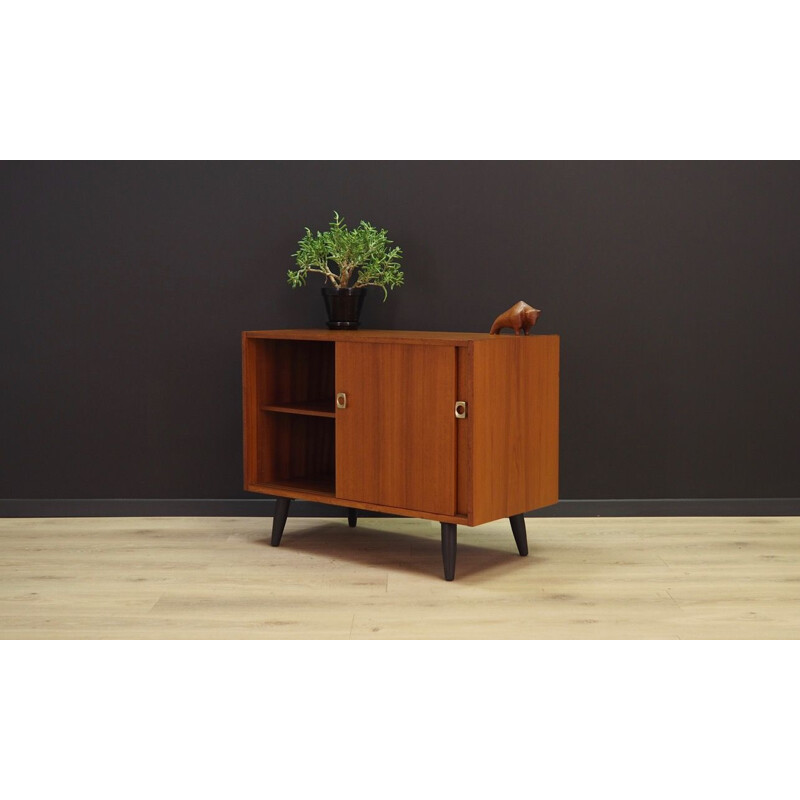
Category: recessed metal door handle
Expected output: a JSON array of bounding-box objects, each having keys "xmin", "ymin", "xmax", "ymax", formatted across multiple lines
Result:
[
  {"xmin": 455, "ymin": 400, "xmax": 467, "ymax": 419},
  {"xmin": 336, "ymin": 393, "xmax": 347, "ymax": 409}
]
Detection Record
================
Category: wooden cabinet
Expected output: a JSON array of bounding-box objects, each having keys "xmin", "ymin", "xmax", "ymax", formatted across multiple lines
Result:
[{"xmin": 242, "ymin": 330, "xmax": 559, "ymax": 580}]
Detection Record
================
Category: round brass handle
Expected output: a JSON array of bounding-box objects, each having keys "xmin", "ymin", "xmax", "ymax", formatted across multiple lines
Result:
[{"xmin": 336, "ymin": 393, "xmax": 347, "ymax": 409}]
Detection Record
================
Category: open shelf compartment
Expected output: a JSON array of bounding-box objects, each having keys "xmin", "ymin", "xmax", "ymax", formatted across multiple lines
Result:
[
  {"xmin": 256, "ymin": 412, "xmax": 335, "ymax": 495},
  {"xmin": 244, "ymin": 337, "xmax": 336, "ymax": 495}
]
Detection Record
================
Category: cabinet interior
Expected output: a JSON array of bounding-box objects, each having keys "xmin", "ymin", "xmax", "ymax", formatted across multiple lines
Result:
[{"xmin": 251, "ymin": 339, "xmax": 335, "ymax": 495}]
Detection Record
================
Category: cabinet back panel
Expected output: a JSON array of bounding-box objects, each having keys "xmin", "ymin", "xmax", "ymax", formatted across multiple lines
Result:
[
  {"xmin": 256, "ymin": 340, "xmax": 334, "ymax": 405},
  {"xmin": 258, "ymin": 413, "xmax": 335, "ymax": 484}
]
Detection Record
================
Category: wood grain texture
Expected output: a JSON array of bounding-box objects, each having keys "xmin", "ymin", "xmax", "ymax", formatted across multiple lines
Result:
[
  {"xmin": 256, "ymin": 339, "xmax": 335, "ymax": 406},
  {"xmin": 260, "ymin": 414, "xmax": 335, "ymax": 488},
  {"xmin": 2, "ymin": 516, "xmax": 798, "ymax": 639},
  {"xmin": 245, "ymin": 482, "xmax": 469, "ymax": 524},
  {"xmin": 471, "ymin": 336, "xmax": 559, "ymax": 524},
  {"xmin": 456, "ymin": 346, "xmax": 472, "ymax": 517},
  {"xmin": 245, "ymin": 330, "xmax": 505, "ymax": 346},
  {"xmin": 242, "ymin": 337, "xmax": 335, "ymax": 489},
  {"xmin": 242, "ymin": 333, "xmax": 259, "ymax": 488},
  {"xmin": 244, "ymin": 332, "xmax": 560, "ymax": 534},
  {"xmin": 336, "ymin": 342, "xmax": 457, "ymax": 516},
  {"xmin": 260, "ymin": 401, "xmax": 335, "ymax": 418}
]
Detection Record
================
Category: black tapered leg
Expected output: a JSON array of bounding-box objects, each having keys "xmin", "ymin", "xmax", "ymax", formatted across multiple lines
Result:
[
  {"xmin": 271, "ymin": 497, "xmax": 291, "ymax": 547},
  {"xmin": 441, "ymin": 523, "xmax": 457, "ymax": 581},
  {"xmin": 509, "ymin": 513, "xmax": 528, "ymax": 556},
  {"xmin": 347, "ymin": 508, "xmax": 358, "ymax": 528}
]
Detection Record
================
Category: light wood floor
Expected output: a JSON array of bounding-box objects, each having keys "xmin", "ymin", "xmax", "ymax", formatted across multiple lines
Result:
[{"xmin": 1, "ymin": 515, "xmax": 798, "ymax": 639}]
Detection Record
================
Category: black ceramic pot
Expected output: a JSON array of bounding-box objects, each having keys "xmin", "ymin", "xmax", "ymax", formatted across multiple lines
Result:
[{"xmin": 321, "ymin": 287, "xmax": 367, "ymax": 330}]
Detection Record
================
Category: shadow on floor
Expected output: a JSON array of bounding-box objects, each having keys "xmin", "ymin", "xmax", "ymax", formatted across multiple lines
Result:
[{"xmin": 253, "ymin": 519, "xmax": 544, "ymax": 580}]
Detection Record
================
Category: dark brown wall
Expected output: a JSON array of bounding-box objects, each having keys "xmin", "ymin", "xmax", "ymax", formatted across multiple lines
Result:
[{"xmin": 1, "ymin": 162, "xmax": 798, "ymax": 509}]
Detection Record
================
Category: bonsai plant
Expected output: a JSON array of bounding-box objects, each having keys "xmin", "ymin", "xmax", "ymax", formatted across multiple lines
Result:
[{"xmin": 288, "ymin": 211, "xmax": 404, "ymax": 329}]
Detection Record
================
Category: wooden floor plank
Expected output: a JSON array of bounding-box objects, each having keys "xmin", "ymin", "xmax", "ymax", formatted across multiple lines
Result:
[{"xmin": 0, "ymin": 516, "xmax": 798, "ymax": 639}]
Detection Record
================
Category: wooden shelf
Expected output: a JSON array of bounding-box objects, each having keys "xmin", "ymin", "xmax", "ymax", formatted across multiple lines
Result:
[
  {"xmin": 260, "ymin": 400, "xmax": 335, "ymax": 418},
  {"xmin": 250, "ymin": 476, "xmax": 335, "ymax": 498}
]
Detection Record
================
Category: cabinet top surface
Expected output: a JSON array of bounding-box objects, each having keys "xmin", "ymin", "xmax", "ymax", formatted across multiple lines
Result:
[{"xmin": 244, "ymin": 329, "xmax": 559, "ymax": 345}]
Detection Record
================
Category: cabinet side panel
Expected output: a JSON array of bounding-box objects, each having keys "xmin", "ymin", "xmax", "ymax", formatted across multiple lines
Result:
[
  {"xmin": 242, "ymin": 335, "xmax": 258, "ymax": 487},
  {"xmin": 471, "ymin": 336, "xmax": 559, "ymax": 524},
  {"xmin": 243, "ymin": 337, "xmax": 280, "ymax": 486}
]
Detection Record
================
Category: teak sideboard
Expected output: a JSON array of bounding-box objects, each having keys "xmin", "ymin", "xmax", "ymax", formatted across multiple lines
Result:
[{"xmin": 242, "ymin": 330, "xmax": 559, "ymax": 580}]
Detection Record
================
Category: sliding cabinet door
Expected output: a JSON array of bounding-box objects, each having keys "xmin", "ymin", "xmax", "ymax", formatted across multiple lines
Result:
[{"xmin": 336, "ymin": 342, "xmax": 456, "ymax": 516}]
